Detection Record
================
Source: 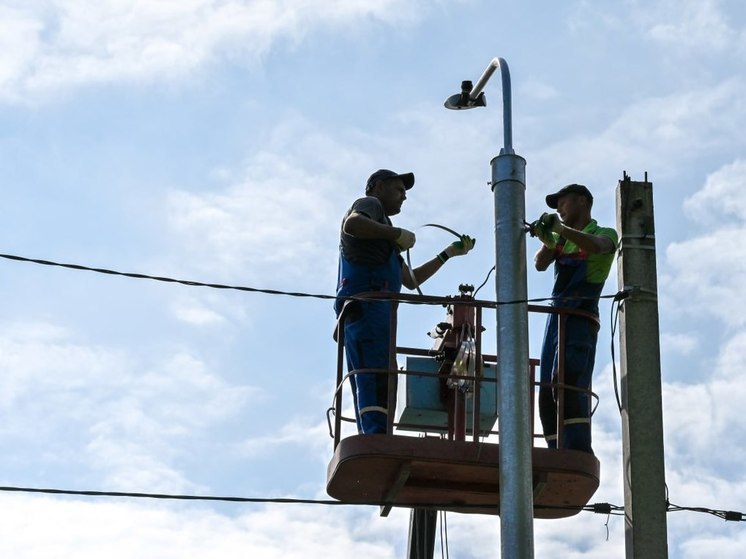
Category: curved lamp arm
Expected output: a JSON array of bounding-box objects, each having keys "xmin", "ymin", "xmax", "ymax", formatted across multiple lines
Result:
[{"xmin": 443, "ymin": 57, "xmax": 513, "ymax": 155}]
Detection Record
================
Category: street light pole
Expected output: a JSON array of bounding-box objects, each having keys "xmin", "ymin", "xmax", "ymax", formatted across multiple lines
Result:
[{"xmin": 444, "ymin": 57, "xmax": 534, "ymax": 559}]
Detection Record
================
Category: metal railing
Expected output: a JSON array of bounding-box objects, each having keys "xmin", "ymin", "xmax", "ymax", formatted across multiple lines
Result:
[{"xmin": 329, "ymin": 293, "xmax": 599, "ymax": 450}]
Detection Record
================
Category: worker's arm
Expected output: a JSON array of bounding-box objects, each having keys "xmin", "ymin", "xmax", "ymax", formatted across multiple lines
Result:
[
  {"xmin": 534, "ymin": 244, "xmax": 555, "ymax": 272},
  {"xmin": 344, "ymin": 211, "xmax": 400, "ymax": 241},
  {"xmin": 402, "ymin": 256, "xmax": 442, "ymax": 289},
  {"xmin": 401, "ymin": 235, "xmax": 476, "ymax": 290},
  {"xmin": 532, "ymin": 213, "xmax": 614, "ymax": 271},
  {"xmin": 556, "ymin": 224, "xmax": 615, "ymax": 254},
  {"xmin": 344, "ymin": 212, "xmax": 416, "ymax": 250}
]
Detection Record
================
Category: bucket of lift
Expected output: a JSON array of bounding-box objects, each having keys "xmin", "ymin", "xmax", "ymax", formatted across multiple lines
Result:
[{"xmin": 326, "ymin": 286, "xmax": 601, "ymax": 519}]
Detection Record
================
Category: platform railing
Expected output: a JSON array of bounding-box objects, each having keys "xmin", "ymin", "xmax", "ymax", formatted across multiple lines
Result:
[{"xmin": 330, "ymin": 292, "xmax": 600, "ymax": 450}]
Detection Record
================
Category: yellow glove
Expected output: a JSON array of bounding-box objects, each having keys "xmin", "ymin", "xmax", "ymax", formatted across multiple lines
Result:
[{"xmin": 394, "ymin": 228, "xmax": 416, "ymax": 251}]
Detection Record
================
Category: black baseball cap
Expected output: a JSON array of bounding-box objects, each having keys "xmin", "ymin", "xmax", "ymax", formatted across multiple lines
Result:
[
  {"xmin": 365, "ymin": 169, "xmax": 415, "ymax": 193},
  {"xmin": 545, "ymin": 183, "xmax": 593, "ymax": 209}
]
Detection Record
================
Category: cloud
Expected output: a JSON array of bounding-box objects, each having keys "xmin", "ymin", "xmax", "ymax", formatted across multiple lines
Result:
[
  {"xmin": 0, "ymin": 321, "xmax": 258, "ymax": 492},
  {"xmin": 518, "ymin": 78, "xmax": 559, "ymax": 102},
  {"xmin": 662, "ymin": 330, "xmax": 746, "ymax": 474},
  {"xmin": 0, "ymin": 494, "xmax": 406, "ymax": 559},
  {"xmin": 683, "ymin": 159, "xmax": 746, "ymax": 224},
  {"xmin": 661, "ymin": 332, "xmax": 698, "ymax": 356},
  {"xmin": 165, "ymin": 120, "xmax": 348, "ymax": 288},
  {"xmin": 0, "ymin": 0, "xmax": 427, "ymax": 103},
  {"xmin": 644, "ymin": 0, "xmax": 744, "ymax": 53},
  {"xmin": 662, "ymin": 228, "xmax": 746, "ymax": 327},
  {"xmin": 171, "ymin": 298, "xmax": 227, "ymax": 326},
  {"xmin": 528, "ymin": 78, "xmax": 746, "ymax": 197},
  {"xmin": 236, "ymin": 416, "xmax": 331, "ymax": 458}
]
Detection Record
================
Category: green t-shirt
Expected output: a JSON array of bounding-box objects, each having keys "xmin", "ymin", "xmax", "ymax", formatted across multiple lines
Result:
[{"xmin": 551, "ymin": 220, "xmax": 618, "ymax": 315}]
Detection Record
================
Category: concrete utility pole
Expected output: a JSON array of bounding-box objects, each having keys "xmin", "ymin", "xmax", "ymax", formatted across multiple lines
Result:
[{"xmin": 616, "ymin": 173, "xmax": 669, "ymax": 559}]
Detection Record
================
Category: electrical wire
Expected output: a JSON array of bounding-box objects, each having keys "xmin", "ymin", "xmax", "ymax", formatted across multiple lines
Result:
[
  {"xmin": 440, "ymin": 510, "xmax": 450, "ymax": 559},
  {"xmin": 0, "ymin": 253, "xmax": 336, "ymax": 301},
  {"xmin": 473, "ymin": 265, "xmax": 495, "ymax": 297},
  {"xmin": 667, "ymin": 501, "xmax": 745, "ymax": 522},
  {"xmin": 0, "ymin": 252, "xmax": 622, "ymax": 308},
  {"xmin": 1, "ymin": 485, "xmax": 743, "ymax": 524},
  {"xmin": 609, "ymin": 290, "xmax": 629, "ymax": 414},
  {"xmin": 439, "ymin": 510, "xmax": 446, "ymax": 559},
  {"xmin": 0, "ymin": 485, "xmax": 342, "ymax": 505}
]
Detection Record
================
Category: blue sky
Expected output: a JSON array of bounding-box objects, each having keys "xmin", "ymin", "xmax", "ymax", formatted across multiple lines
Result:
[{"xmin": 1, "ymin": 1, "xmax": 745, "ymax": 557}]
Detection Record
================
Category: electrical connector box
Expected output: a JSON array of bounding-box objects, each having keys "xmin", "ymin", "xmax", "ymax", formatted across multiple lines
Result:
[{"xmin": 396, "ymin": 356, "xmax": 498, "ymax": 435}]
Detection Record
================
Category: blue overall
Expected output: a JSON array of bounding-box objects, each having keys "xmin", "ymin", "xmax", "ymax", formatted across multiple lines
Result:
[
  {"xmin": 539, "ymin": 313, "xmax": 598, "ymax": 453},
  {"xmin": 538, "ymin": 220, "xmax": 616, "ymax": 454},
  {"xmin": 335, "ymin": 250, "xmax": 402, "ymax": 434}
]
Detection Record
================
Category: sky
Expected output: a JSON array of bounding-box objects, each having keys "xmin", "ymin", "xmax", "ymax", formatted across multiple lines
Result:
[{"xmin": 0, "ymin": 0, "xmax": 745, "ymax": 557}]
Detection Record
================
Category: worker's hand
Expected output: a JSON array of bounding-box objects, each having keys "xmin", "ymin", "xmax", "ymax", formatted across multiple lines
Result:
[
  {"xmin": 540, "ymin": 212, "xmax": 563, "ymax": 235},
  {"xmin": 394, "ymin": 227, "xmax": 416, "ymax": 251},
  {"xmin": 444, "ymin": 235, "xmax": 476, "ymax": 258},
  {"xmin": 529, "ymin": 215, "xmax": 556, "ymax": 249}
]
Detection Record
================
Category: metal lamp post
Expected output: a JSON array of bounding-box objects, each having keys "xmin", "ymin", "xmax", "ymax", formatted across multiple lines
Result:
[{"xmin": 444, "ymin": 57, "xmax": 534, "ymax": 559}]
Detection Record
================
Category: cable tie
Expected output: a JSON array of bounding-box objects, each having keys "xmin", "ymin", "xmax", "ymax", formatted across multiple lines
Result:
[{"xmin": 724, "ymin": 511, "xmax": 744, "ymax": 522}]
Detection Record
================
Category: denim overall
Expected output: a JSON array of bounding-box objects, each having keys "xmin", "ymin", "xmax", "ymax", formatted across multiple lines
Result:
[{"xmin": 335, "ymin": 249, "xmax": 402, "ymax": 434}]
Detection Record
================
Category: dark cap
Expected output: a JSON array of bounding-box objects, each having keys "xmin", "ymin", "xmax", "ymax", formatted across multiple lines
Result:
[
  {"xmin": 365, "ymin": 169, "xmax": 415, "ymax": 193},
  {"xmin": 545, "ymin": 183, "xmax": 593, "ymax": 209}
]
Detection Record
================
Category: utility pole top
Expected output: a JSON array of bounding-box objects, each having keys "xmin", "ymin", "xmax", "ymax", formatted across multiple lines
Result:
[{"xmin": 616, "ymin": 174, "xmax": 669, "ymax": 559}]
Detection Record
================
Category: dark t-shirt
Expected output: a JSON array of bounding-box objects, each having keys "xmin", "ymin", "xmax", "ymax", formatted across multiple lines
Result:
[{"xmin": 339, "ymin": 196, "xmax": 395, "ymax": 266}]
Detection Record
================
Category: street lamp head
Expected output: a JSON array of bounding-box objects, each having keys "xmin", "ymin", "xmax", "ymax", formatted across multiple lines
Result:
[{"xmin": 444, "ymin": 80, "xmax": 487, "ymax": 110}]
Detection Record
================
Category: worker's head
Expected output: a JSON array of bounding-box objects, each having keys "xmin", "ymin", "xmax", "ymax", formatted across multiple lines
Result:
[
  {"xmin": 545, "ymin": 183, "xmax": 593, "ymax": 226},
  {"xmin": 365, "ymin": 169, "xmax": 415, "ymax": 216}
]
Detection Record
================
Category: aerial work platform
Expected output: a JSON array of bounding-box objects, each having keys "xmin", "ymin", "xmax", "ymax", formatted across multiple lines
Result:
[
  {"xmin": 327, "ymin": 287, "xmax": 601, "ymax": 519},
  {"xmin": 327, "ymin": 434, "xmax": 599, "ymax": 519}
]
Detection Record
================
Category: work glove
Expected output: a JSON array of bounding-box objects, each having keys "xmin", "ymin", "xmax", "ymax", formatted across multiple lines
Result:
[
  {"xmin": 444, "ymin": 234, "xmax": 476, "ymax": 258},
  {"xmin": 395, "ymin": 227, "xmax": 416, "ymax": 251},
  {"xmin": 540, "ymin": 212, "xmax": 563, "ymax": 234},
  {"xmin": 529, "ymin": 214, "xmax": 556, "ymax": 249}
]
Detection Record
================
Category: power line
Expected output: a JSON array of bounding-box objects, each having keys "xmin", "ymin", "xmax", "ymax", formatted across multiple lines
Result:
[
  {"xmin": 0, "ymin": 253, "xmax": 336, "ymax": 301},
  {"xmin": 0, "ymin": 485, "xmax": 742, "ymax": 523},
  {"xmin": 0, "ymin": 252, "xmax": 622, "ymax": 308},
  {"xmin": 0, "ymin": 485, "xmax": 342, "ymax": 505}
]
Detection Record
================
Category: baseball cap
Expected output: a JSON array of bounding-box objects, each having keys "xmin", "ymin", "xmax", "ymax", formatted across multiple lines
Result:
[
  {"xmin": 545, "ymin": 183, "xmax": 593, "ymax": 209},
  {"xmin": 365, "ymin": 169, "xmax": 415, "ymax": 193}
]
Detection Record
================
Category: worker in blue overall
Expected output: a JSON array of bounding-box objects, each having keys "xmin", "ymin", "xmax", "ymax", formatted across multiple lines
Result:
[
  {"xmin": 531, "ymin": 183, "xmax": 618, "ymax": 453},
  {"xmin": 336, "ymin": 169, "xmax": 475, "ymax": 434}
]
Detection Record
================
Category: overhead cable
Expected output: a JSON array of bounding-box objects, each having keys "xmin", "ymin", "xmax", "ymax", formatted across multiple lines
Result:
[
  {"xmin": 0, "ymin": 252, "xmax": 623, "ymax": 308},
  {"xmin": 0, "ymin": 485, "xmax": 743, "ymax": 523}
]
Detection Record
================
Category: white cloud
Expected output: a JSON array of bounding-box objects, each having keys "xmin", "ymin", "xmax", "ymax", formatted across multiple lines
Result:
[
  {"xmin": 661, "ymin": 332, "xmax": 698, "ymax": 356},
  {"xmin": 663, "ymin": 330, "xmax": 746, "ymax": 471},
  {"xmin": 683, "ymin": 159, "xmax": 746, "ymax": 224},
  {"xmin": 645, "ymin": 0, "xmax": 743, "ymax": 53},
  {"xmin": 166, "ymin": 150, "xmax": 343, "ymax": 288},
  {"xmin": 0, "ymin": 494, "xmax": 406, "ymax": 559},
  {"xmin": 171, "ymin": 301, "xmax": 226, "ymax": 326},
  {"xmin": 662, "ymin": 222, "xmax": 746, "ymax": 328},
  {"xmin": 525, "ymin": 77, "xmax": 746, "ymax": 215},
  {"xmin": 0, "ymin": 322, "xmax": 259, "ymax": 492},
  {"xmin": 236, "ymin": 416, "xmax": 331, "ymax": 457},
  {"xmin": 0, "ymin": 0, "xmax": 427, "ymax": 103},
  {"xmin": 518, "ymin": 78, "xmax": 559, "ymax": 102}
]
